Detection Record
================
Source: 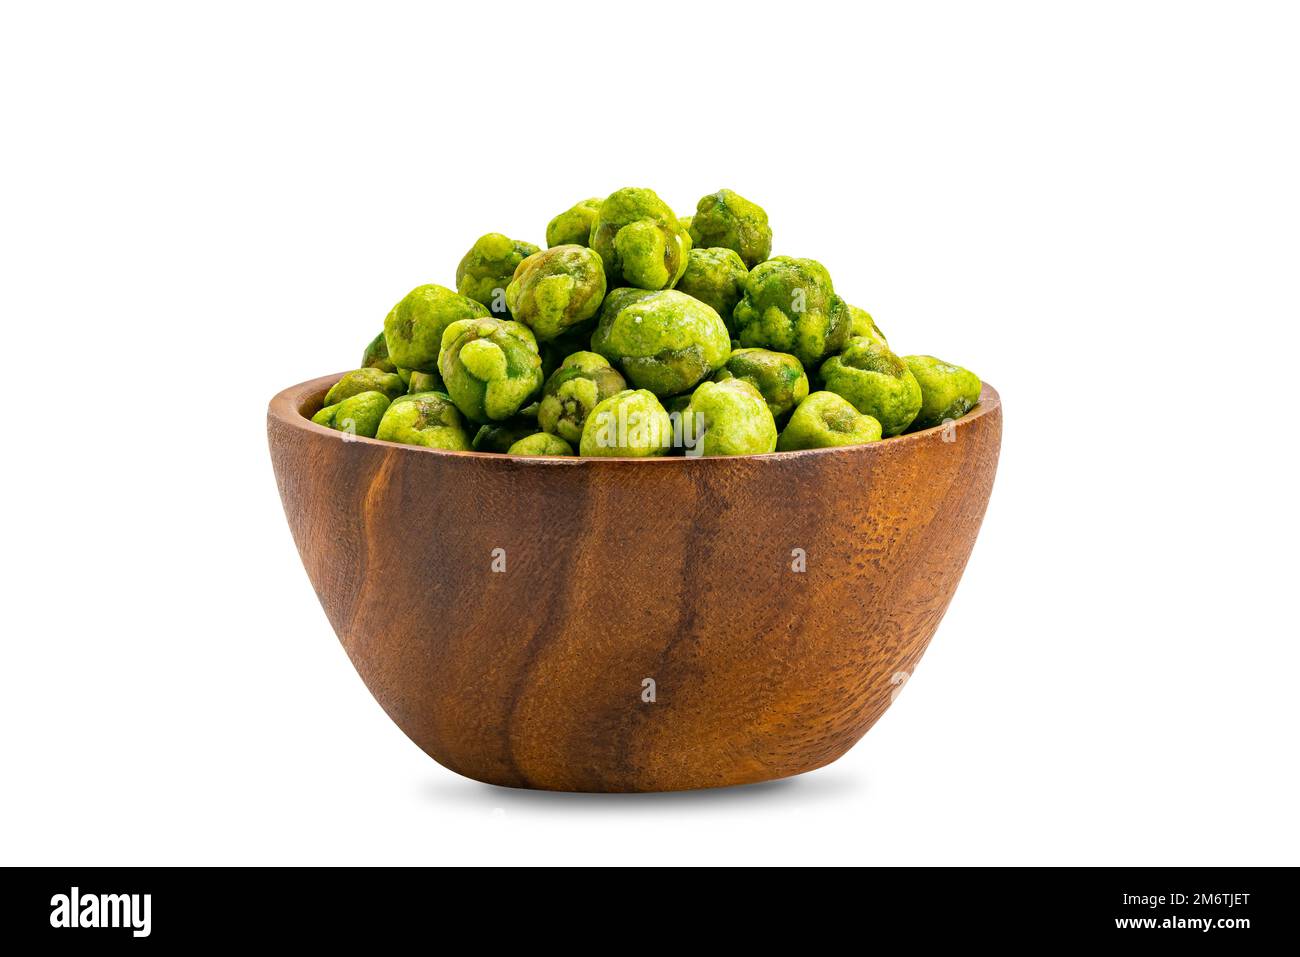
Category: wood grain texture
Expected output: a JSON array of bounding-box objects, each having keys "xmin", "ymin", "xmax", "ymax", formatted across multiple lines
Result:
[{"xmin": 267, "ymin": 374, "xmax": 1002, "ymax": 792}]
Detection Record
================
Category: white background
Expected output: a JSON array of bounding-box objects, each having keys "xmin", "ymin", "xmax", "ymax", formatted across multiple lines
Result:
[{"xmin": 2, "ymin": 1, "xmax": 1297, "ymax": 865}]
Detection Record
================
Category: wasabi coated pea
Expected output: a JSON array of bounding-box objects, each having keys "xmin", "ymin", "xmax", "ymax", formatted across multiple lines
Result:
[
  {"xmin": 331, "ymin": 390, "xmax": 391, "ymax": 438},
  {"xmin": 678, "ymin": 214, "xmax": 693, "ymax": 233},
  {"xmin": 579, "ymin": 389, "xmax": 672, "ymax": 457},
  {"xmin": 384, "ymin": 284, "xmax": 490, "ymax": 371},
  {"xmin": 323, "ymin": 367, "xmax": 406, "ymax": 406},
  {"xmin": 713, "ymin": 347, "xmax": 808, "ymax": 421},
  {"xmin": 546, "ymin": 198, "xmax": 602, "ymax": 248},
  {"xmin": 456, "ymin": 233, "xmax": 540, "ymax": 317},
  {"xmin": 472, "ymin": 419, "xmax": 539, "ymax": 452},
  {"xmin": 508, "ymin": 432, "xmax": 574, "ymax": 456},
  {"xmin": 688, "ymin": 189, "xmax": 772, "ymax": 268},
  {"xmin": 676, "ymin": 247, "xmax": 748, "ymax": 334},
  {"xmin": 684, "ymin": 379, "xmax": 777, "ymax": 456},
  {"xmin": 505, "ymin": 245, "xmax": 607, "ymax": 342},
  {"xmin": 407, "ymin": 369, "xmax": 444, "ymax": 394},
  {"xmin": 311, "ymin": 404, "xmax": 339, "ymax": 427},
  {"xmin": 362, "ymin": 331, "xmax": 397, "ymax": 372},
  {"xmin": 592, "ymin": 289, "xmax": 730, "ymax": 396},
  {"xmin": 903, "ymin": 355, "xmax": 981, "ymax": 430},
  {"xmin": 588, "ymin": 187, "xmax": 691, "ymax": 290},
  {"xmin": 438, "ymin": 316, "xmax": 543, "ymax": 422},
  {"xmin": 537, "ymin": 351, "xmax": 627, "ymax": 444},
  {"xmin": 375, "ymin": 392, "xmax": 471, "ymax": 450},
  {"xmin": 847, "ymin": 305, "xmax": 888, "ymax": 349},
  {"xmin": 820, "ymin": 339, "xmax": 922, "ymax": 437},
  {"xmin": 732, "ymin": 256, "xmax": 851, "ymax": 369},
  {"xmin": 777, "ymin": 391, "xmax": 882, "ymax": 450}
]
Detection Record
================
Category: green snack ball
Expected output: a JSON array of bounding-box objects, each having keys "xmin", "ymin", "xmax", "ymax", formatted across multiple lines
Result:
[
  {"xmin": 331, "ymin": 390, "xmax": 391, "ymax": 438},
  {"xmin": 732, "ymin": 256, "xmax": 851, "ymax": 369},
  {"xmin": 847, "ymin": 305, "xmax": 889, "ymax": 349},
  {"xmin": 777, "ymin": 391, "xmax": 883, "ymax": 450},
  {"xmin": 362, "ymin": 331, "xmax": 397, "ymax": 372},
  {"xmin": 678, "ymin": 214, "xmax": 693, "ymax": 233},
  {"xmin": 537, "ymin": 351, "xmax": 628, "ymax": 444},
  {"xmin": 375, "ymin": 392, "xmax": 471, "ymax": 450},
  {"xmin": 546, "ymin": 198, "xmax": 602, "ymax": 248},
  {"xmin": 505, "ymin": 245, "xmax": 607, "ymax": 342},
  {"xmin": 472, "ymin": 418, "xmax": 540, "ymax": 452},
  {"xmin": 407, "ymin": 369, "xmax": 444, "ymax": 394},
  {"xmin": 820, "ymin": 339, "xmax": 922, "ymax": 436},
  {"xmin": 323, "ymin": 368, "xmax": 406, "ymax": 406},
  {"xmin": 384, "ymin": 284, "xmax": 490, "ymax": 372},
  {"xmin": 395, "ymin": 366, "xmax": 413, "ymax": 385},
  {"xmin": 456, "ymin": 233, "xmax": 540, "ymax": 317},
  {"xmin": 713, "ymin": 347, "xmax": 809, "ymax": 422},
  {"xmin": 588, "ymin": 187, "xmax": 691, "ymax": 290},
  {"xmin": 903, "ymin": 355, "xmax": 982, "ymax": 430},
  {"xmin": 311, "ymin": 404, "xmax": 339, "ymax": 427},
  {"xmin": 591, "ymin": 289, "xmax": 731, "ymax": 397},
  {"xmin": 579, "ymin": 389, "xmax": 672, "ymax": 457},
  {"xmin": 676, "ymin": 247, "xmax": 748, "ymax": 335},
  {"xmin": 508, "ymin": 432, "xmax": 574, "ymax": 456},
  {"xmin": 438, "ymin": 316, "xmax": 543, "ymax": 422},
  {"xmin": 684, "ymin": 378, "xmax": 777, "ymax": 456},
  {"xmin": 688, "ymin": 189, "xmax": 772, "ymax": 268}
]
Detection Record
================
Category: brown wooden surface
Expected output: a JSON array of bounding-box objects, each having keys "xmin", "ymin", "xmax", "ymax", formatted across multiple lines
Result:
[{"xmin": 267, "ymin": 374, "xmax": 1002, "ymax": 792}]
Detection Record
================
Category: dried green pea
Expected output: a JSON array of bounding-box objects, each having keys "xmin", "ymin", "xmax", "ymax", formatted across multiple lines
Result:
[
  {"xmin": 507, "ymin": 433, "xmax": 574, "ymax": 456},
  {"xmin": 456, "ymin": 233, "xmax": 540, "ymax": 317},
  {"xmin": 732, "ymin": 256, "xmax": 851, "ymax": 369},
  {"xmin": 362, "ymin": 331, "xmax": 396, "ymax": 372},
  {"xmin": 579, "ymin": 389, "xmax": 673, "ymax": 457},
  {"xmin": 311, "ymin": 404, "xmax": 339, "ymax": 427},
  {"xmin": 684, "ymin": 378, "xmax": 777, "ymax": 456},
  {"xmin": 777, "ymin": 391, "xmax": 882, "ymax": 450},
  {"xmin": 687, "ymin": 189, "xmax": 772, "ymax": 268},
  {"xmin": 407, "ymin": 369, "xmax": 444, "ymax": 394},
  {"xmin": 323, "ymin": 368, "xmax": 406, "ymax": 406},
  {"xmin": 591, "ymin": 289, "xmax": 731, "ymax": 397},
  {"xmin": 331, "ymin": 390, "xmax": 391, "ymax": 438},
  {"xmin": 505, "ymin": 245, "xmax": 607, "ymax": 342},
  {"xmin": 676, "ymin": 247, "xmax": 748, "ymax": 336},
  {"xmin": 546, "ymin": 198, "xmax": 602, "ymax": 248},
  {"xmin": 375, "ymin": 392, "xmax": 471, "ymax": 450},
  {"xmin": 537, "ymin": 351, "xmax": 627, "ymax": 444},
  {"xmin": 472, "ymin": 417, "xmax": 540, "ymax": 453},
  {"xmin": 384, "ymin": 284, "xmax": 490, "ymax": 372},
  {"xmin": 820, "ymin": 339, "xmax": 922, "ymax": 436},
  {"xmin": 713, "ymin": 347, "xmax": 808, "ymax": 422},
  {"xmin": 903, "ymin": 355, "xmax": 981, "ymax": 430},
  {"xmin": 437, "ymin": 316, "xmax": 543, "ymax": 422},
  {"xmin": 847, "ymin": 305, "xmax": 889, "ymax": 349},
  {"xmin": 588, "ymin": 187, "xmax": 691, "ymax": 290}
]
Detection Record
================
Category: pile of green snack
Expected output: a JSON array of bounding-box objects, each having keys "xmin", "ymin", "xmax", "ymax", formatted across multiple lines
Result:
[{"xmin": 310, "ymin": 187, "xmax": 982, "ymax": 457}]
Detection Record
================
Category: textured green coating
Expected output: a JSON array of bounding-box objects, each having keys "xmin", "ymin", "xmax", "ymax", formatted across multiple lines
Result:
[
  {"xmin": 713, "ymin": 347, "xmax": 809, "ymax": 421},
  {"xmin": 685, "ymin": 379, "xmax": 777, "ymax": 457},
  {"xmin": 732, "ymin": 256, "xmax": 851, "ymax": 369},
  {"xmin": 537, "ymin": 351, "xmax": 627, "ymax": 444},
  {"xmin": 777, "ymin": 391, "xmax": 882, "ymax": 450},
  {"xmin": 588, "ymin": 187, "xmax": 691, "ymax": 290},
  {"xmin": 472, "ymin": 417, "xmax": 540, "ymax": 452},
  {"xmin": 374, "ymin": 392, "xmax": 471, "ymax": 450},
  {"xmin": 505, "ymin": 245, "xmax": 607, "ymax": 342},
  {"xmin": 311, "ymin": 404, "xmax": 339, "ymax": 427},
  {"xmin": 676, "ymin": 247, "xmax": 748, "ymax": 334},
  {"xmin": 847, "ymin": 305, "xmax": 889, "ymax": 349},
  {"xmin": 456, "ymin": 233, "xmax": 540, "ymax": 317},
  {"xmin": 904, "ymin": 355, "xmax": 982, "ymax": 430},
  {"xmin": 362, "ymin": 331, "xmax": 397, "ymax": 372},
  {"xmin": 330, "ymin": 390, "xmax": 391, "ymax": 438},
  {"xmin": 407, "ymin": 369, "xmax": 444, "ymax": 394},
  {"xmin": 507, "ymin": 432, "xmax": 574, "ymax": 456},
  {"xmin": 438, "ymin": 316, "xmax": 543, "ymax": 422},
  {"xmin": 688, "ymin": 189, "xmax": 772, "ymax": 268},
  {"xmin": 546, "ymin": 198, "xmax": 602, "ymax": 248},
  {"xmin": 323, "ymin": 368, "xmax": 406, "ymax": 406},
  {"xmin": 678, "ymin": 214, "xmax": 693, "ymax": 233},
  {"xmin": 579, "ymin": 389, "xmax": 672, "ymax": 457},
  {"xmin": 820, "ymin": 339, "xmax": 922, "ymax": 436},
  {"xmin": 384, "ymin": 284, "xmax": 490, "ymax": 372},
  {"xmin": 591, "ymin": 289, "xmax": 731, "ymax": 396}
]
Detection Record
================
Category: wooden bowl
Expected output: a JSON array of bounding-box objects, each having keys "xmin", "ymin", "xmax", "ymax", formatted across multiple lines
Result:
[{"xmin": 268, "ymin": 373, "xmax": 1002, "ymax": 792}]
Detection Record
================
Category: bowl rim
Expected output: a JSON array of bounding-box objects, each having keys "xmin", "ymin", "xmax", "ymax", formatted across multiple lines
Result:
[{"xmin": 268, "ymin": 372, "xmax": 1000, "ymax": 464}]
